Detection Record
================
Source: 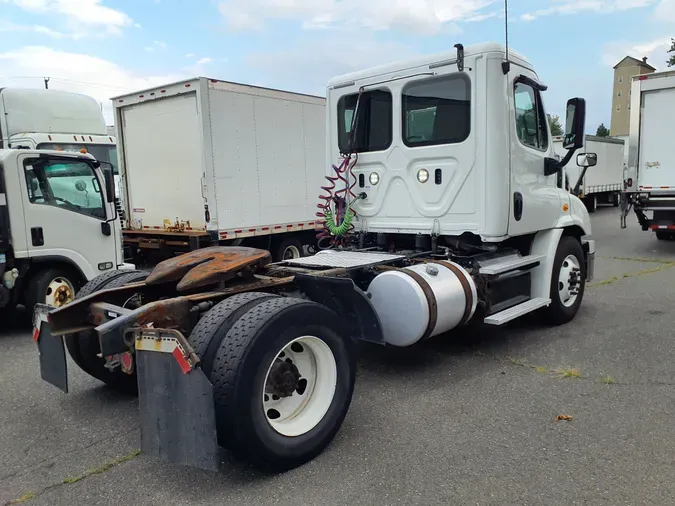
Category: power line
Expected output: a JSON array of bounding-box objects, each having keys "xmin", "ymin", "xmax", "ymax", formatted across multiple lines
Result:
[{"xmin": 0, "ymin": 76, "xmax": 131, "ymax": 90}]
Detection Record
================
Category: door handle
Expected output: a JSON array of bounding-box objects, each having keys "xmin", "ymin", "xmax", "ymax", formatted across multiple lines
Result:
[
  {"xmin": 513, "ymin": 192, "xmax": 523, "ymax": 221},
  {"xmin": 31, "ymin": 227, "xmax": 44, "ymax": 247}
]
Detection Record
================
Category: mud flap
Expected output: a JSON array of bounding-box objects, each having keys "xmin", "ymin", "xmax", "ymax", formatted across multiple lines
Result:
[
  {"xmin": 135, "ymin": 330, "xmax": 220, "ymax": 472},
  {"xmin": 33, "ymin": 303, "xmax": 69, "ymax": 393}
]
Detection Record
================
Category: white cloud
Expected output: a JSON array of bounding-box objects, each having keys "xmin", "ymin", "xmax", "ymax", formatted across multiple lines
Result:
[
  {"xmin": 1, "ymin": 0, "xmax": 135, "ymax": 37},
  {"xmin": 219, "ymin": 0, "xmax": 494, "ymax": 34},
  {"xmin": 654, "ymin": 0, "xmax": 675, "ymax": 18},
  {"xmin": 0, "ymin": 19, "xmax": 74, "ymax": 38},
  {"xmin": 521, "ymin": 0, "xmax": 656, "ymax": 21},
  {"xmin": 196, "ymin": 57, "xmax": 212, "ymax": 65},
  {"xmin": 185, "ymin": 53, "xmax": 194, "ymax": 58},
  {"xmin": 153, "ymin": 40, "xmax": 167, "ymax": 49},
  {"xmin": 245, "ymin": 34, "xmax": 418, "ymax": 96},
  {"xmin": 601, "ymin": 37, "xmax": 672, "ymax": 68},
  {"xmin": 0, "ymin": 46, "xmax": 186, "ymax": 123},
  {"xmin": 145, "ymin": 40, "xmax": 167, "ymax": 52}
]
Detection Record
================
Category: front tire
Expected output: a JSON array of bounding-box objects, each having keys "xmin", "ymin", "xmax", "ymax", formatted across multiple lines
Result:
[
  {"xmin": 209, "ymin": 297, "xmax": 356, "ymax": 472},
  {"xmin": 542, "ymin": 236, "xmax": 586, "ymax": 325},
  {"xmin": 25, "ymin": 266, "xmax": 83, "ymax": 314}
]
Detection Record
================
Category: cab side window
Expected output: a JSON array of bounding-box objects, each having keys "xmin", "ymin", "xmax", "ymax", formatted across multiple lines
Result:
[{"xmin": 514, "ymin": 82, "xmax": 548, "ymax": 151}]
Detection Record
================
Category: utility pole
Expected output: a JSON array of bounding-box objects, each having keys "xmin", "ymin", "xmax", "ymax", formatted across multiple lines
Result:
[{"xmin": 44, "ymin": 77, "xmax": 50, "ymax": 89}]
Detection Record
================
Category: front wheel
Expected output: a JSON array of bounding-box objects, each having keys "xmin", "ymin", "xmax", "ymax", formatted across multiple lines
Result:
[
  {"xmin": 209, "ymin": 297, "xmax": 356, "ymax": 472},
  {"xmin": 25, "ymin": 266, "xmax": 83, "ymax": 314},
  {"xmin": 542, "ymin": 236, "xmax": 586, "ymax": 326}
]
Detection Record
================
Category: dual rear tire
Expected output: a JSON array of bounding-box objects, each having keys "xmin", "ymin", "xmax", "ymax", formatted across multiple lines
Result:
[{"xmin": 188, "ymin": 293, "xmax": 356, "ymax": 472}]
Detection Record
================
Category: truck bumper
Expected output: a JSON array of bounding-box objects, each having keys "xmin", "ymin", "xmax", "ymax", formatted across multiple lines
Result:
[{"xmin": 582, "ymin": 238, "xmax": 595, "ymax": 282}]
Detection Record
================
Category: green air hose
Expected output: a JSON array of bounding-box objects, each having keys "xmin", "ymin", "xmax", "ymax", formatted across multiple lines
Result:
[{"xmin": 324, "ymin": 206, "xmax": 356, "ymax": 237}]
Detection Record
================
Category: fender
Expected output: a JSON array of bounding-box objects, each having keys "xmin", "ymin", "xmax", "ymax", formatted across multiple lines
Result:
[{"xmin": 554, "ymin": 194, "xmax": 592, "ymax": 236}]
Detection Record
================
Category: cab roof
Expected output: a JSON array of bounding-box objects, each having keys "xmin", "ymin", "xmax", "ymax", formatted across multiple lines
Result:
[{"xmin": 327, "ymin": 42, "xmax": 533, "ymax": 89}]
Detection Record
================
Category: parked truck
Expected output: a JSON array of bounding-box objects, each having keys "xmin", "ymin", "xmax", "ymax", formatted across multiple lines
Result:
[
  {"xmin": 621, "ymin": 69, "xmax": 675, "ymax": 239},
  {"xmin": 0, "ymin": 148, "xmax": 132, "ymax": 318},
  {"xmin": 33, "ymin": 42, "xmax": 595, "ymax": 474},
  {"xmin": 111, "ymin": 78, "xmax": 326, "ymax": 264},
  {"xmin": 553, "ymin": 134, "xmax": 624, "ymax": 212}
]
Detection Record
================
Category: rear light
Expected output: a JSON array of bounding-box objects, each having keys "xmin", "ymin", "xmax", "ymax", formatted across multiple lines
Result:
[{"xmin": 626, "ymin": 178, "xmax": 633, "ymax": 188}]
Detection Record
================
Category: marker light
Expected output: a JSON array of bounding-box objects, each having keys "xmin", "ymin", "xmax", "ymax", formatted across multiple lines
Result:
[
  {"xmin": 369, "ymin": 172, "xmax": 380, "ymax": 185},
  {"xmin": 417, "ymin": 169, "xmax": 429, "ymax": 183}
]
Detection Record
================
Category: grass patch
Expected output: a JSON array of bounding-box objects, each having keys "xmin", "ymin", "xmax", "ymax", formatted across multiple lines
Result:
[
  {"xmin": 7, "ymin": 492, "xmax": 36, "ymax": 504},
  {"xmin": 599, "ymin": 375, "xmax": 616, "ymax": 385},
  {"xmin": 62, "ymin": 449, "xmax": 141, "ymax": 485},
  {"xmin": 555, "ymin": 367, "xmax": 582, "ymax": 379},
  {"xmin": 535, "ymin": 366, "xmax": 548, "ymax": 374}
]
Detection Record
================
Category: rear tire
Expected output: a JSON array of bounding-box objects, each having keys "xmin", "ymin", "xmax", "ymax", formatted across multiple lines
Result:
[
  {"xmin": 65, "ymin": 269, "xmax": 148, "ymax": 393},
  {"xmin": 655, "ymin": 231, "xmax": 674, "ymax": 241},
  {"xmin": 612, "ymin": 192, "xmax": 620, "ymax": 207},
  {"xmin": 187, "ymin": 292, "xmax": 279, "ymax": 377},
  {"xmin": 209, "ymin": 297, "xmax": 356, "ymax": 472},
  {"xmin": 273, "ymin": 237, "xmax": 305, "ymax": 262},
  {"xmin": 585, "ymin": 195, "xmax": 597, "ymax": 213},
  {"xmin": 542, "ymin": 236, "xmax": 586, "ymax": 326}
]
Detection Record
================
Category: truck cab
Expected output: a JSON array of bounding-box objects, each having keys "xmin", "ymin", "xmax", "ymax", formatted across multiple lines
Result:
[
  {"xmin": 327, "ymin": 43, "xmax": 592, "ymax": 242},
  {"xmin": 0, "ymin": 149, "xmax": 130, "ymax": 316}
]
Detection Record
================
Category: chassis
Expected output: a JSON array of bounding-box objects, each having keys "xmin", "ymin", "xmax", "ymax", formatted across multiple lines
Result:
[{"xmin": 33, "ymin": 236, "xmax": 591, "ymax": 472}]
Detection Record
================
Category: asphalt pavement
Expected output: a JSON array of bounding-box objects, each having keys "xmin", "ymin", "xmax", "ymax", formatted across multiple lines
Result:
[{"xmin": 2, "ymin": 205, "xmax": 675, "ymax": 505}]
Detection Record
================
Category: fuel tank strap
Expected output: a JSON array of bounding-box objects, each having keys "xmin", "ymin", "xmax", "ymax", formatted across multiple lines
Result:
[
  {"xmin": 433, "ymin": 261, "xmax": 474, "ymax": 326},
  {"xmin": 400, "ymin": 268, "xmax": 438, "ymax": 340}
]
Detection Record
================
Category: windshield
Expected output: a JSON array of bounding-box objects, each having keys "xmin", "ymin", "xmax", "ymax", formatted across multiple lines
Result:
[{"xmin": 36, "ymin": 143, "xmax": 119, "ymax": 176}]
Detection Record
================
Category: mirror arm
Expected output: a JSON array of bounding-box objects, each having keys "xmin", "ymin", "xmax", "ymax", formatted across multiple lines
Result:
[
  {"xmin": 544, "ymin": 148, "xmax": 575, "ymax": 176},
  {"xmin": 572, "ymin": 166, "xmax": 591, "ymax": 197}
]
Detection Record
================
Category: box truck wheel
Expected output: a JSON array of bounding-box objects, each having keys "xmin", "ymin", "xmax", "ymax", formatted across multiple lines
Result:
[
  {"xmin": 655, "ymin": 231, "xmax": 674, "ymax": 241},
  {"xmin": 64, "ymin": 270, "xmax": 148, "ymax": 393},
  {"xmin": 187, "ymin": 292, "xmax": 280, "ymax": 377},
  {"xmin": 25, "ymin": 266, "xmax": 83, "ymax": 315},
  {"xmin": 585, "ymin": 195, "xmax": 597, "ymax": 213},
  {"xmin": 542, "ymin": 236, "xmax": 586, "ymax": 326},
  {"xmin": 209, "ymin": 297, "xmax": 356, "ymax": 472},
  {"xmin": 612, "ymin": 192, "xmax": 620, "ymax": 207},
  {"xmin": 273, "ymin": 237, "xmax": 305, "ymax": 262}
]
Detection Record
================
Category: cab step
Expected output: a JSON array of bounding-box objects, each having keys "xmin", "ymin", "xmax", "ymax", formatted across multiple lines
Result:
[
  {"xmin": 478, "ymin": 254, "xmax": 545, "ymax": 275},
  {"xmin": 484, "ymin": 297, "xmax": 551, "ymax": 325}
]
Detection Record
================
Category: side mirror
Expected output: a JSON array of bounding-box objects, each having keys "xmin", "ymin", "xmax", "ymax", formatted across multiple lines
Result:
[
  {"xmin": 103, "ymin": 168, "xmax": 115, "ymax": 203},
  {"xmin": 563, "ymin": 98, "xmax": 586, "ymax": 150},
  {"xmin": 576, "ymin": 152, "xmax": 597, "ymax": 168}
]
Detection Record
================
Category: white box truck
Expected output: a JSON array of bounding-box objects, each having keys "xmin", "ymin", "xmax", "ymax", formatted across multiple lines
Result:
[
  {"xmin": 621, "ymin": 69, "xmax": 675, "ymax": 239},
  {"xmin": 111, "ymin": 78, "xmax": 326, "ymax": 263},
  {"xmin": 553, "ymin": 134, "xmax": 624, "ymax": 212}
]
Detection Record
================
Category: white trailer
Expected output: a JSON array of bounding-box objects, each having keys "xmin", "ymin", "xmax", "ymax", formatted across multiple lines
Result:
[
  {"xmin": 553, "ymin": 134, "xmax": 624, "ymax": 212},
  {"xmin": 622, "ymin": 69, "xmax": 675, "ymax": 239},
  {"xmin": 111, "ymin": 78, "xmax": 326, "ymax": 262}
]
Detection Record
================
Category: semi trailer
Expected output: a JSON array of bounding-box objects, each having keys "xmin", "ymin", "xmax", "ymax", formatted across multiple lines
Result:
[
  {"xmin": 620, "ymin": 69, "xmax": 675, "ymax": 238},
  {"xmin": 33, "ymin": 42, "xmax": 595, "ymax": 474},
  {"xmin": 111, "ymin": 78, "xmax": 326, "ymax": 263},
  {"xmin": 553, "ymin": 134, "xmax": 624, "ymax": 211},
  {"xmin": 0, "ymin": 148, "xmax": 131, "ymax": 318}
]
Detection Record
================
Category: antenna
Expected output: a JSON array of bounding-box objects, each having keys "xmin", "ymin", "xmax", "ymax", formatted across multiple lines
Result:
[{"xmin": 501, "ymin": 0, "xmax": 510, "ymax": 74}]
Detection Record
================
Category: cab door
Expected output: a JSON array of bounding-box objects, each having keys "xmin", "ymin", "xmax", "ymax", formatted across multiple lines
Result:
[
  {"xmin": 508, "ymin": 74, "xmax": 564, "ymax": 236},
  {"xmin": 18, "ymin": 154, "xmax": 117, "ymax": 281}
]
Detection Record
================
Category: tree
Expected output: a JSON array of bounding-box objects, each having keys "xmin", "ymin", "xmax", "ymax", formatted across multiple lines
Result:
[
  {"xmin": 548, "ymin": 114, "xmax": 563, "ymax": 136},
  {"xmin": 596, "ymin": 123, "xmax": 610, "ymax": 137},
  {"xmin": 668, "ymin": 38, "xmax": 675, "ymax": 67}
]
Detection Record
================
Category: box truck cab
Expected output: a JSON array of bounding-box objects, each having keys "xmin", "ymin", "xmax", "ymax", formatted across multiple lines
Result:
[{"xmin": 0, "ymin": 149, "xmax": 131, "ymax": 317}]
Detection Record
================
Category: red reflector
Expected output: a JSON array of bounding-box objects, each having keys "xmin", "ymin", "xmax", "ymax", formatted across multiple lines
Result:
[
  {"xmin": 48, "ymin": 134, "xmax": 52, "ymax": 141},
  {"xmin": 139, "ymin": 95, "xmax": 144, "ymax": 98},
  {"xmin": 261, "ymin": 227, "xmax": 269, "ymax": 231},
  {"xmin": 287, "ymin": 224, "xmax": 293, "ymax": 228},
  {"xmin": 185, "ymin": 84, "xmax": 191, "ymax": 88},
  {"xmin": 274, "ymin": 226, "xmax": 281, "ymax": 229},
  {"xmin": 161, "ymin": 89, "xmax": 166, "ymax": 93},
  {"xmin": 118, "ymin": 99, "xmax": 124, "ymax": 102},
  {"xmin": 234, "ymin": 229, "xmax": 242, "ymax": 233},
  {"xmin": 308, "ymin": 222, "xmax": 315, "ymax": 225},
  {"xmin": 638, "ymin": 75, "xmax": 648, "ymax": 80},
  {"xmin": 89, "ymin": 136, "xmax": 93, "ymax": 142},
  {"xmin": 210, "ymin": 79, "xmax": 218, "ymax": 83},
  {"xmin": 32, "ymin": 326, "xmax": 40, "ymax": 342},
  {"xmin": 81, "ymin": 136, "xmax": 85, "ymax": 141},
  {"xmin": 172, "ymin": 347, "xmax": 192, "ymax": 374},
  {"xmin": 662, "ymin": 186, "xmax": 670, "ymax": 189},
  {"xmin": 73, "ymin": 135, "xmax": 77, "ymax": 141},
  {"xmin": 627, "ymin": 178, "xmax": 633, "ymax": 187},
  {"xmin": 109, "ymin": 136, "xmax": 113, "ymax": 142},
  {"xmin": 249, "ymin": 228, "xmax": 256, "ymax": 232}
]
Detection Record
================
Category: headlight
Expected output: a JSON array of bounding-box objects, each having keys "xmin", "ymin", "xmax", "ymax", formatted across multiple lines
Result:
[
  {"xmin": 369, "ymin": 172, "xmax": 380, "ymax": 185},
  {"xmin": 417, "ymin": 169, "xmax": 429, "ymax": 183}
]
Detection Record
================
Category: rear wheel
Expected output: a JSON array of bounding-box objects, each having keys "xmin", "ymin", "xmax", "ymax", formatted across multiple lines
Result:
[
  {"xmin": 208, "ymin": 297, "xmax": 356, "ymax": 472},
  {"xmin": 585, "ymin": 195, "xmax": 597, "ymax": 213},
  {"xmin": 273, "ymin": 237, "xmax": 305, "ymax": 262},
  {"xmin": 64, "ymin": 269, "xmax": 148, "ymax": 393},
  {"xmin": 542, "ymin": 236, "xmax": 586, "ymax": 326},
  {"xmin": 655, "ymin": 231, "xmax": 674, "ymax": 240}
]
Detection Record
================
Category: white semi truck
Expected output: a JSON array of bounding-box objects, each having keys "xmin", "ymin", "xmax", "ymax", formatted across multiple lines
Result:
[
  {"xmin": 34, "ymin": 42, "xmax": 595, "ymax": 474},
  {"xmin": 111, "ymin": 78, "xmax": 326, "ymax": 263},
  {"xmin": 621, "ymin": 69, "xmax": 675, "ymax": 239},
  {"xmin": 0, "ymin": 149, "xmax": 131, "ymax": 317},
  {"xmin": 553, "ymin": 134, "xmax": 624, "ymax": 211}
]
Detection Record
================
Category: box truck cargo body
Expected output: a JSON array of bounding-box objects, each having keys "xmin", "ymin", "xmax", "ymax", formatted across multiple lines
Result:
[
  {"xmin": 622, "ymin": 69, "xmax": 675, "ymax": 238},
  {"xmin": 112, "ymin": 78, "xmax": 325, "ymax": 262},
  {"xmin": 553, "ymin": 134, "xmax": 624, "ymax": 212}
]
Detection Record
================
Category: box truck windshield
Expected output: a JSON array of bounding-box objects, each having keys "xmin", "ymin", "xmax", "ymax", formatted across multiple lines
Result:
[{"xmin": 36, "ymin": 142, "xmax": 119, "ymax": 175}]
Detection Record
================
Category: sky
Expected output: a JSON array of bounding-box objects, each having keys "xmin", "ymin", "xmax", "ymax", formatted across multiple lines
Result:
[{"xmin": 0, "ymin": 0, "xmax": 673, "ymax": 133}]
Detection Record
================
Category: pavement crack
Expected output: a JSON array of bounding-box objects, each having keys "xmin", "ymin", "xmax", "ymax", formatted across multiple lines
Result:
[
  {"xmin": 3, "ymin": 449, "xmax": 141, "ymax": 506},
  {"xmin": 588, "ymin": 262, "xmax": 675, "ymax": 287},
  {"xmin": 475, "ymin": 352, "xmax": 675, "ymax": 387}
]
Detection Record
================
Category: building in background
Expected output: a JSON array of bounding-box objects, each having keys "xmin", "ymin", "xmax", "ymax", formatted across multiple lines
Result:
[{"xmin": 610, "ymin": 56, "xmax": 656, "ymax": 137}]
